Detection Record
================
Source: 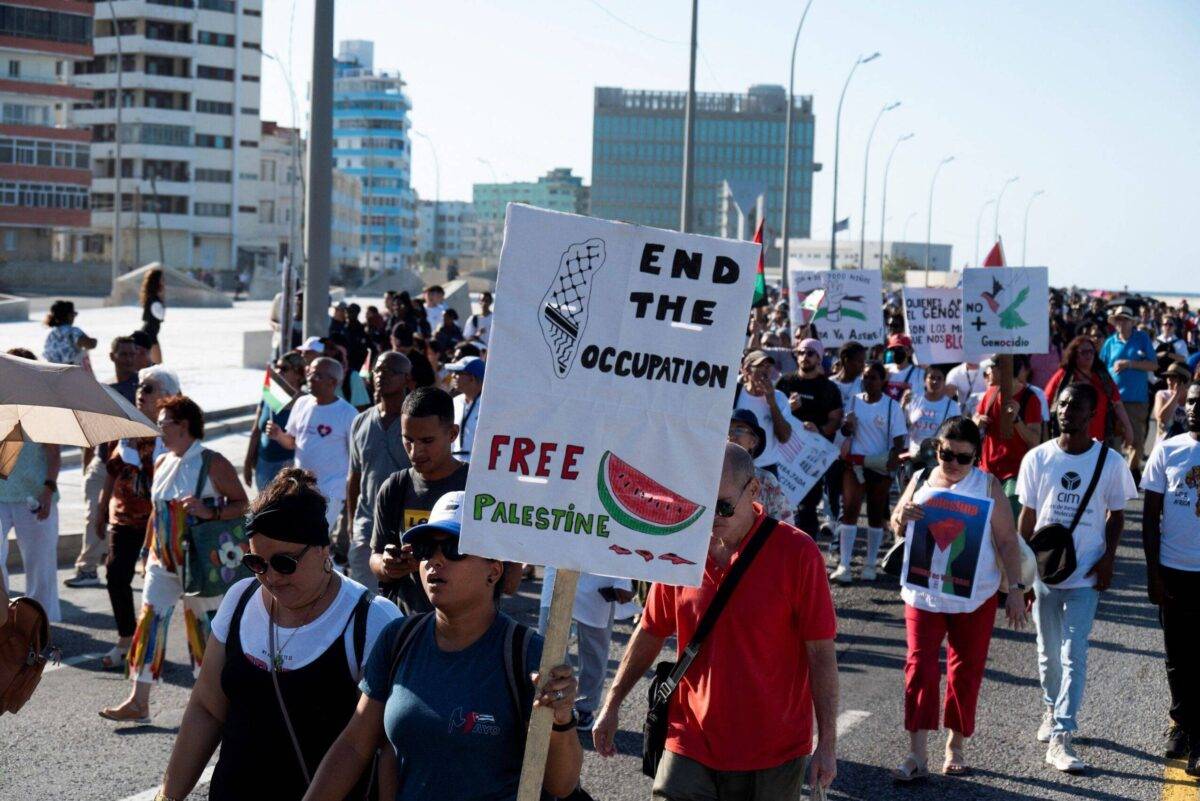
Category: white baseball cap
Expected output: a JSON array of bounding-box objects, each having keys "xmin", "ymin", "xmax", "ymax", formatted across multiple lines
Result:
[
  {"xmin": 300, "ymin": 336, "xmax": 324, "ymax": 353},
  {"xmin": 402, "ymin": 491, "xmax": 465, "ymax": 544}
]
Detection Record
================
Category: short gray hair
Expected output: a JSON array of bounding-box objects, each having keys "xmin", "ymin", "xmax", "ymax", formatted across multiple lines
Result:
[
  {"xmin": 723, "ymin": 441, "xmax": 756, "ymax": 487},
  {"xmin": 376, "ymin": 350, "xmax": 411, "ymax": 375},
  {"xmin": 138, "ymin": 365, "xmax": 181, "ymax": 396},
  {"xmin": 312, "ymin": 356, "xmax": 344, "ymax": 382}
]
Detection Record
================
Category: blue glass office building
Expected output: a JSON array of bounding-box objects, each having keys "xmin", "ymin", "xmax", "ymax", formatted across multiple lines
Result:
[
  {"xmin": 333, "ymin": 40, "xmax": 416, "ymax": 270},
  {"xmin": 591, "ymin": 84, "xmax": 815, "ymax": 263}
]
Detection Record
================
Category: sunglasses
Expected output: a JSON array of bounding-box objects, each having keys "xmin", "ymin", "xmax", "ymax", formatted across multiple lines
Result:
[
  {"xmin": 242, "ymin": 545, "xmax": 311, "ymax": 576},
  {"xmin": 715, "ymin": 478, "xmax": 753, "ymax": 518},
  {"xmin": 938, "ymin": 448, "xmax": 975, "ymax": 466},
  {"xmin": 409, "ymin": 536, "xmax": 468, "ymax": 562},
  {"xmin": 137, "ymin": 382, "xmax": 158, "ymax": 393}
]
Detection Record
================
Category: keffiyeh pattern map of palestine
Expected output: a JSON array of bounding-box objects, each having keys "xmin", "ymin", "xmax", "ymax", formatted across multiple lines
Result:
[{"xmin": 460, "ymin": 204, "xmax": 760, "ymax": 586}]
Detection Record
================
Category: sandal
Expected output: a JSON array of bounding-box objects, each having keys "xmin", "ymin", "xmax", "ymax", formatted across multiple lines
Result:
[
  {"xmin": 943, "ymin": 749, "xmax": 970, "ymax": 776},
  {"xmin": 99, "ymin": 646, "xmax": 126, "ymax": 671},
  {"xmin": 891, "ymin": 754, "xmax": 929, "ymax": 782},
  {"xmin": 98, "ymin": 703, "xmax": 151, "ymax": 725}
]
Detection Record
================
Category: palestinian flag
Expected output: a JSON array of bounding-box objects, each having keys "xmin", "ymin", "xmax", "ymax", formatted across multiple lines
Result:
[
  {"xmin": 751, "ymin": 217, "xmax": 767, "ymax": 307},
  {"xmin": 262, "ymin": 366, "xmax": 296, "ymax": 413}
]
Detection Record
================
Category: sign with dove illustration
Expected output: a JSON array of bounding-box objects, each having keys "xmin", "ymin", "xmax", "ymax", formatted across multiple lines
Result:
[
  {"xmin": 902, "ymin": 489, "xmax": 994, "ymax": 601},
  {"xmin": 961, "ymin": 267, "xmax": 1050, "ymax": 358},
  {"xmin": 787, "ymin": 268, "xmax": 885, "ymax": 348}
]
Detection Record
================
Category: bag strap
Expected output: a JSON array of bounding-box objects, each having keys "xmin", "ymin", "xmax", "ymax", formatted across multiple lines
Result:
[
  {"xmin": 652, "ymin": 516, "xmax": 777, "ymax": 708},
  {"xmin": 194, "ymin": 448, "xmax": 213, "ymax": 498},
  {"xmin": 269, "ymin": 601, "xmax": 312, "ymax": 786},
  {"xmin": 733, "ymin": 382, "xmax": 743, "ymax": 408},
  {"xmin": 1066, "ymin": 444, "xmax": 1108, "ymax": 536},
  {"xmin": 350, "ymin": 589, "xmax": 374, "ymax": 681},
  {"xmin": 387, "ymin": 611, "xmax": 432, "ymax": 687},
  {"xmin": 502, "ymin": 617, "xmax": 535, "ymax": 724}
]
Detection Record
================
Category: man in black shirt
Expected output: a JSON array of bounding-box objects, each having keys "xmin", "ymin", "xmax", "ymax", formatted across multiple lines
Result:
[{"xmin": 775, "ymin": 338, "xmax": 844, "ymax": 536}]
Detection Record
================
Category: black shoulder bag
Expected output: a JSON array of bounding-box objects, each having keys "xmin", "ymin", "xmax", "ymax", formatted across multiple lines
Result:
[
  {"xmin": 1028, "ymin": 444, "xmax": 1108, "ymax": 585},
  {"xmin": 641, "ymin": 516, "xmax": 776, "ymax": 778}
]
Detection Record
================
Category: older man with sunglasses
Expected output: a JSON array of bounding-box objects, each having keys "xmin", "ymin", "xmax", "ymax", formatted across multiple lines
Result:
[{"xmin": 593, "ymin": 444, "xmax": 839, "ymax": 799}]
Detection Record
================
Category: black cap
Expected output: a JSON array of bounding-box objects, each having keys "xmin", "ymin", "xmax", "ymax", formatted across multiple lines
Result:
[
  {"xmin": 129, "ymin": 330, "xmax": 153, "ymax": 351},
  {"xmin": 729, "ymin": 408, "xmax": 767, "ymax": 459}
]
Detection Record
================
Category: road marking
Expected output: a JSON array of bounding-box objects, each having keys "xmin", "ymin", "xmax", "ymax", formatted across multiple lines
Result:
[
  {"xmin": 119, "ymin": 765, "xmax": 215, "ymax": 801},
  {"xmin": 43, "ymin": 652, "xmax": 106, "ymax": 673},
  {"xmin": 1163, "ymin": 759, "xmax": 1199, "ymax": 801},
  {"xmin": 836, "ymin": 710, "xmax": 871, "ymax": 736}
]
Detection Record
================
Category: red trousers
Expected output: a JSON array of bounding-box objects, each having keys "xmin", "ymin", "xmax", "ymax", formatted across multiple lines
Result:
[{"xmin": 903, "ymin": 595, "xmax": 998, "ymax": 736}]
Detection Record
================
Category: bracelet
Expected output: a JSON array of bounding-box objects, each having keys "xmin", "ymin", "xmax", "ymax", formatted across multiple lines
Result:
[
  {"xmin": 43, "ymin": 479, "xmax": 57, "ymax": 492},
  {"xmin": 552, "ymin": 708, "xmax": 579, "ymax": 732},
  {"xmin": 153, "ymin": 791, "xmax": 182, "ymax": 801}
]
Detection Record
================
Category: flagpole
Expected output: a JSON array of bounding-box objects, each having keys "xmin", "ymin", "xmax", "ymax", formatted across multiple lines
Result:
[{"xmin": 780, "ymin": 0, "xmax": 814, "ymax": 287}]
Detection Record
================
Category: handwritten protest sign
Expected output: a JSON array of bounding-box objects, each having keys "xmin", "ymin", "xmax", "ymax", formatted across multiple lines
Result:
[
  {"xmin": 961, "ymin": 267, "xmax": 1050, "ymax": 357},
  {"xmin": 788, "ymin": 268, "xmax": 885, "ymax": 348},
  {"xmin": 775, "ymin": 427, "xmax": 840, "ymax": 507},
  {"xmin": 460, "ymin": 204, "xmax": 760, "ymax": 587},
  {"xmin": 903, "ymin": 287, "xmax": 965, "ymax": 364},
  {"xmin": 902, "ymin": 489, "xmax": 994, "ymax": 602}
]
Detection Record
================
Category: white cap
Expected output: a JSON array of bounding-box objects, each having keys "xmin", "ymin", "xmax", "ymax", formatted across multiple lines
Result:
[
  {"xmin": 401, "ymin": 491, "xmax": 465, "ymax": 543},
  {"xmin": 300, "ymin": 336, "xmax": 324, "ymax": 353}
]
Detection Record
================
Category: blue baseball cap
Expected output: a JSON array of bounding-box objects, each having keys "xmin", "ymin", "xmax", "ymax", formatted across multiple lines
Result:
[
  {"xmin": 401, "ymin": 491, "xmax": 465, "ymax": 544},
  {"xmin": 445, "ymin": 355, "xmax": 485, "ymax": 380}
]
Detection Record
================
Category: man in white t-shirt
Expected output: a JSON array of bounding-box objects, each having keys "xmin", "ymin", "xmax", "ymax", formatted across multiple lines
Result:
[
  {"xmin": 446, "ymin": 355, "xmax": 484, "ymax": 463},
  {"xmin": 462, "ymin": 291, "xmax": 492, "ymax": 348},
  {"xmin": 267, "ymin": 357, "xmax": 359, "ymax": 531},
  {"xmin": 1017, "ymin": 381, "xmax": 1138, "ymax": 773},
  {"xmin": 421, "ymin": 285, "xmax": 447, "ymax": 333},
  {"xmin": 733, "ymin": 350, "xmax": 793, "ymax": 473},
  {"xmin": 946, "ymin": 361, "xmax": 988, "ymax": 415},
  {"xmin": 1140, "ymin": 380, "xmax": 1200, "ymax": 774}
]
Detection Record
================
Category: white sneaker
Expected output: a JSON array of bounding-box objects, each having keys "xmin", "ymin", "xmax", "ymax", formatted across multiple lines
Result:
[
  {"xmin": 862, "ymin": 564, "xmax": 878, "ymax": 581},
  {"xmin": 1037, "ymin": 708, "xmax": 1055, "ymax": 743},
  {"xmin": 1046, "ymin": 733, "xmax": 1086, "ymax": 773},
  {"xmin": 830, "ymin": 564, "xmax": 853, "ymax": 585}
]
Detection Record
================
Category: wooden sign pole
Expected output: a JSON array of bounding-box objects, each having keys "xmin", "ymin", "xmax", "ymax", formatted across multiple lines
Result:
[
  {"xmin": 997, "ymin": 354, "xmax": 1015, "ymax": 439},
  {"xmin": 516, "ymin": 568, "xmax": 580, "ymax": 801}
]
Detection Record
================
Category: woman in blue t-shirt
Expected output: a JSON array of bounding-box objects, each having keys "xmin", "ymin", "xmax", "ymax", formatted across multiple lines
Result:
[{"xmin": 302, "ymin": 491, "xmax": 583, "ymax": 801}]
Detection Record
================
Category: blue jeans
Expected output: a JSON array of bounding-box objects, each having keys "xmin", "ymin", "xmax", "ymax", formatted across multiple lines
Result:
[
  {"xmin": 255, "ymin": 457, "xmax": 292, "ymax": 492},
  {"xmin": 1033, "ymin": 582, "xmax": 1100, "ymax": 734}
]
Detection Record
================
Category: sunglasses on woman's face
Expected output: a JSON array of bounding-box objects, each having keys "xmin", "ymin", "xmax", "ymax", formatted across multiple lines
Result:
[
  {"xmin": 938, "ymin": 448, "xmax": 974, "ymax": 466},
  {"xmin": 410, "ymin": 536, "xmax": 468, "ymax": 562},
  {"xmin": 242, "ymin": 545, "xmax": 311, "ymax": 576},
  {"xmin": 138, "ymin": 382, "xmax": 158, "ymax": 394}
]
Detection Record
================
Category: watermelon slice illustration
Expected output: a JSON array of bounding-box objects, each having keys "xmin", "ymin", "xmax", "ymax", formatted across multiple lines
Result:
[
  {"xmin": 928, "ymin": 518, "xmax": 966, "ymax": 552},
  {"xmin": 596, "ymin": 451, "xmax": 705, "ymax": 536}
]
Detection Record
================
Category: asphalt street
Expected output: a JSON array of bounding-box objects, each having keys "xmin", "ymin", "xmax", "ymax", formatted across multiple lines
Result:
[{"xmin": 1, "ymin": 435, "xmax": 1195, "ymax": 800}]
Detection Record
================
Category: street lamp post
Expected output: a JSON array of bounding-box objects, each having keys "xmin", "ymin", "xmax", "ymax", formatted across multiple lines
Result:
[
  {"xmin": 106, "ymin": 0, "xmax": 122, "ymax": 296},
  {"xmin": 993, "ymin": 175, "xmax": 1018, "ymax": 244},
  {"xmin": 1021, "ymin": 189, "xmax": 1045, "ymax": 266},
  {"xmin": 780, "ymin": 0, "xmax": 814, "ymax": 282},
  {"xmin": 830, "ymin": 52, "xmax": 880, "ymax": 270},
  {"xmin": 679, "ymin": 0, "xmax": 698, "ymax": 233},
  {"xmin": 924, "ymin": 155, "xmax": 954, "ymax": 280},
  {"xmin": 263, "ymin": 51, "xmax": 302, "ymax": 281},
  {"xmin": 303, "ymin": 0, "xmax": 334, "ymax": 339},
  {"xmin": 859, "ymin": 100, "xmax": 899, "ymax": 269},
  {"xmin": 901, "ymin": 211, "xmax": 918, "ymax": 242},
  {"xmin": 878, "ymin": 132, "xmax": 913, "ymax": 271},
  {"xmin": 411, "ymin": 130, "xmax": 440, "ymax": 265},
  {"xmin": 975, "ymin": 199, "xmax": 996, "ymax": 267}
]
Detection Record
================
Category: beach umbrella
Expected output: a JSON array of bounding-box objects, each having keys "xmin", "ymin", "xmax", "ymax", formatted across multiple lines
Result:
[{"xmin": 0, "ymin": 354, "xmax": 159, "ymax": 478}]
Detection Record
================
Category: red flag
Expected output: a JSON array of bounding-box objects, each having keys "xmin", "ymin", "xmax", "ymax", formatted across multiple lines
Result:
[
  {"xmin": 751, "ymin": 218, "xmax": 767, "ymax": 307},
  {"xmin": 983, "ymin": 238, "xmax": 1005, "ymax": 267}
]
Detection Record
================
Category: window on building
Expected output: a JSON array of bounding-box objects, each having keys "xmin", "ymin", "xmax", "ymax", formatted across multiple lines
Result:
[
  {"xmin": 238, "ymin": 205, "xmax": 256, "ymax": 214},
  {"xmin": 194, "ymin": 202, "xmax": 231, "ymax": 217},
  {"xmin": 197, "ymin": 0, "xmax": 235, "ymax": 12},
  {"xmin": 195, "ymin": 133, "xmax": 231, "ymax": 149},
  {"xmin": 196, "ymin": 31, "xmax": 235, "ymax": 47},
  {"xmin": 197, "ymin": 65, "xmax": 234, "ymax": 81},
  {"xmin": 259, "ymin": 200, "xmax": 273, "ymax": 223},
  {"xmin": 195, "ymin": 168, "xmax": 232, "ymax": 183},
  {"xmin": 239, "ymin": 140, "xmax": 258, "ymax": 148},
  {"xmin": 260, "ymin": 160, "xmax": 275, "ymax": 181},
  {"xmin": 7, "ymin": 60, "xmax": 18, "ymax": 77},
  {"xmin": 3, "ymin": 230, "xmax": 15, "ymax": 251},
  {"xmin": 196, "ymin": 99, "xmax": 233, "ymax": 115}
]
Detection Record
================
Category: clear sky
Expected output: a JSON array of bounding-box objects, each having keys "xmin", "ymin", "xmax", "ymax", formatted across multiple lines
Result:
[{"xmin": 260, "ymin": 0, "xmax": 1199, "ymax": 292}]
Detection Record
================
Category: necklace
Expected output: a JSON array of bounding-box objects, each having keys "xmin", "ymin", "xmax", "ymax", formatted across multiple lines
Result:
[{"xmin": 268, "ymin": 574, "xmax": 335, "ymax": 672}]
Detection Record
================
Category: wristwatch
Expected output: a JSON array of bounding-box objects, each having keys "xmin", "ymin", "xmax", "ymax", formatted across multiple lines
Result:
[
  {"xmin": 552, "ymin": 708, "xmax": 579, "ymax": 732},
  {"xmin": 42, "ymin": 479, "xmax": 57, "ymax": 493},
  {"xmin": 1010, "ymin": 582, "xmax": 1028, "ymax": 593}
]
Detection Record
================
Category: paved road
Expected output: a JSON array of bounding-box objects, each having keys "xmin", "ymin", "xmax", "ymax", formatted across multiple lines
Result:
[{"xmin": 2, "ymin": 435, "xmax": 1195, "ymax": 800}]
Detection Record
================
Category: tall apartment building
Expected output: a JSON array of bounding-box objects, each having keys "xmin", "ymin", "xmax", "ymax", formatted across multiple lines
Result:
[
  {"xmin": 256, "ymin": 119, "xmax": 299, "ymax": 268},
  {"xmin": 591, "ymin": 84, "xmax": 816, "ymax": 264},
  {"xmin": 0, "ymin": 0, "xmax": 93, "ymax": 260},
  {"xmin": 74, "ymin": 0, "xmax": 264, "ymax": 276},
  {"xmin": 333, "ymin": 39, "xmax": 415, "ymax": 272},
  {"xmin": 415, "ymin": 198, "xmax": 477, "ymax": 262},
  {"xmin": 472, "ymin": 167, "xmax": 588, "ymax": 261}
]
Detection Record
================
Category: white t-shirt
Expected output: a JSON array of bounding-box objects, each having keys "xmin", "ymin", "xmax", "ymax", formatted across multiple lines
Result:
[
  {"xmin": 285, "ymin": 394, "xmax": 359, "ymax": 525},
  {"xmin": 901, "ymin": 467, "xmax": 1000, "ymax": 614},
  {"xmin": 1016, "ymin": 440, "xmax": 1138, "ymax": 589},
  {"xmin": 947, "ymin": 364, "xmax": 987, "ymax": 413},
  {"xmin": 212, "ymin": 575, "xmax": 400, "ymax": 675},
  {"xmin": 539, "ymin": 568, "xmax": 634, "ymax": 630},
  {"xmin": 1027, "ymin": 384, "xmax": 1051, "ymax": 422},
  {"xmin": 734, "ymin": 386, "xmax": 792, "ymax": 468},
  {"xmin": 906, "ymin": 394, "xmax": 958, "ymax": 454},
  {"xmin": 885, "ymin": 363, "xmax": 925, "ymax": 402},
  {"xmin": 846, "ymin": 393, "xmax": 908, "ymax": 458},
  {"xmin": 424, "ymin": 302, "xmax": 447, "ymax": 333},
  {"xmin": 833, "ymin": 375, "xmax": 862, "ymax": 408},
  {"xmin": 453, "ymin": 393, "xmax": 480, "ymax": 463},
  {"xmin": 1140, "ymin": 433, "xmax": 1200, "ymax": 571},
  {"xmin": 462, "ymin": 312, "xmax": 492, "ymax": 346}
]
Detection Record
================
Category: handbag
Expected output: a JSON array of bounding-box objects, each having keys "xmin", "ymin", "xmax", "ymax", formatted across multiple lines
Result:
[
  {"xmin": 183, "ymin": 449, "xmax": 251, "ymax": 597},
  {"xmin": 642, "ymin": 516, "xmax": 776, "ymax": 778},
  {"xmin": 1028, "ymin": 444, "xmax": 1108, "ymax": 586},
  {"xmin": 0, "ymin": 597, "xmax": 53, "ymax": 714}
]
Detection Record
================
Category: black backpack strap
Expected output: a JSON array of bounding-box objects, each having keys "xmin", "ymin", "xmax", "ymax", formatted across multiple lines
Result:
[
  {"xmin": 914, "ymin": 466, "xmax": 932, "ymax": 493},
  {"xmin": 350, "ymin": 589, "xmax": 374, "ymax": 680},
  {"xmin": 387, "ymin": 612, "xmax": 432, "ymax": 686},
  {"xmin": 1067, "ymin": 445, "xmax": 1108, "ymax": 536},
  {"xmin": 503, "ymin": 617, "xmax": 536, "ymax": 724},
  {"xmin": 226, "ymin": 581, "xmax": 259, "ymax": 653}
]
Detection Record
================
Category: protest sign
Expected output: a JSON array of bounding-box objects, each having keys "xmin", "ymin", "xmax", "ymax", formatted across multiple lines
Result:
[
  {"xmin": 902, "ymin": 489, "xmax": 994, "ymax": 603},
  {"xmin": 961, "ymin": 267, "xmax": 1050, "ymax": 357},
  {"xmin": 788, "ymin": 268, "xmax": 885, "ymax": 348},
  {"xmin": 461, "ymin": 204, "xmax": 760, "ymax": 587},
  {"xmin": 903, "ymin": 287, "xmax": 965, "ymax": 364},
  {"xmin": 774, "ymin": 427, "xmax": 840, "ymax": 507}
]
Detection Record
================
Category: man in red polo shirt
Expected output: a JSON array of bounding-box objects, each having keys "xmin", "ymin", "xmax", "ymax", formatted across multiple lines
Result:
[{"xmin": 592, "ymin": 444, "xmax": 839, "ymax": 798}]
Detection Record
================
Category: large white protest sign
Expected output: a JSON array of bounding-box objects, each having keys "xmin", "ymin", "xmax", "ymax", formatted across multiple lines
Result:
[
  {"xmin": 775, "ymin": 427, "xmax": 840, "ymax": 507},
  {"xmin": 460, "ymin": 205, "xmax": 760, "ymax": 587},
  {"xmin": 788, "ymin": 268, "xmax": 884, "ymax": 348},
  {"xmin": 961, "ymin": 267, "xmax": 1050, "ymax": 357},
  {"xmin": 903, "ymin": 287, "xmax": 965, "ymax": 364}
]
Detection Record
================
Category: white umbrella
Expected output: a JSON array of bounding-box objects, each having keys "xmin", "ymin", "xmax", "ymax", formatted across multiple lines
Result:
[{"xmin": 0, "ymin": 354, "xmax": 160, "ymax": 477}]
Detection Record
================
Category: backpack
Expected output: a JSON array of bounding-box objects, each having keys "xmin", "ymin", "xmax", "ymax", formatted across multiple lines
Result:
[
  {"xmin": 0, "ymin": 597, "xmax": 53, "ymax": 714},
  {"xmin": 387, "ymin": 613, "xmax": 535, "ymax": 723}
]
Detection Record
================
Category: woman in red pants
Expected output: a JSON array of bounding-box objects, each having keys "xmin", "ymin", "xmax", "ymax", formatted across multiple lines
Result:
[{"xmin": 889, "ymin": 416, "xmax": 1029, "ymax": 780}]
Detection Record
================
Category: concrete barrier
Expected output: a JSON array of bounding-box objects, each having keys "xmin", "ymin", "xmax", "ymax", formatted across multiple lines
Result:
[
  {"xmin": 0, "ymin": 293, "xmax": 29, "ymax": 322},
  {"xmin": 112, "ymin": 263, "xmax": 232, "ymax": 308},
  {"xmin": 0, "ymin": 260, "xmax": 111, "ymax": 296},
  {"xmin": 442, "ymin": 280, "xmax": 473, "ymax": 324},
  {"xmin": 355, "ymin": 266, "xmax": 424, "ymax": 297},
  {"xmin": 243, "ymin": 329, "xmax": 274, "ymax": 368}
]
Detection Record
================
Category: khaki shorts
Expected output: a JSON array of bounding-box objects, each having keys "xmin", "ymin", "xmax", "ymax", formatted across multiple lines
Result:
[{"xmin": 653, "ymin": 750, "xmax": 808, "ymax": 801}]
